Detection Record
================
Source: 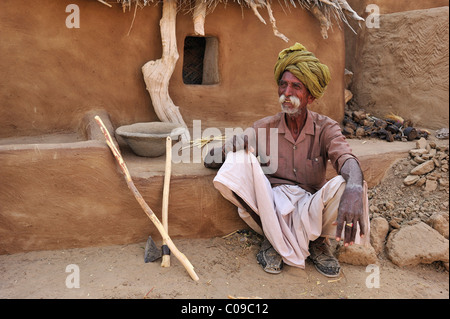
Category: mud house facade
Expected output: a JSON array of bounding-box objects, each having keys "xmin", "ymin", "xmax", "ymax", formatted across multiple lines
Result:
[
  {"xmin": 0, "ymin": 0, "xmax": 448, "ymax": 254},
  {"xmin": 0, "ymin": 0, "xmax": 355, "ymax": 254}
]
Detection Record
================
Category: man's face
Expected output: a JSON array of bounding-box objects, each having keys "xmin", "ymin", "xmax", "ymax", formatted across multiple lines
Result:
[{"xmin": 278, "ymin": 71, "xmax": 315, "ymax": 115}]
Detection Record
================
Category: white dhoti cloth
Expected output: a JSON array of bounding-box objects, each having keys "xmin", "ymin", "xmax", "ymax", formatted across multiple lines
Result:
[{"xmin": 213, "ymin": 150, "xmax": 370, "ymax": 268}]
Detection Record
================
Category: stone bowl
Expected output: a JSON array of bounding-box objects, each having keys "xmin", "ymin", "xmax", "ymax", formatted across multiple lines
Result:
[{"xmin": 115, "ymin": 122, "xmax": 185, "ymax": 157}]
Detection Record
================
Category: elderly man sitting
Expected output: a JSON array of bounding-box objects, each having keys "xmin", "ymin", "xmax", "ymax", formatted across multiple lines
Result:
[{"xmin": 204, "ymin": 43, "xmax": 370, "ymax": 277}]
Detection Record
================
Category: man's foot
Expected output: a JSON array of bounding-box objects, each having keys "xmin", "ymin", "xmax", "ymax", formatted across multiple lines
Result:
[
  {"xmin": 256, "ymin": 237, "xmax": 283, "ymax": 274},
  {"xmin": 308, "ymin": 238, "xmax": 340, "ymax": 277}
]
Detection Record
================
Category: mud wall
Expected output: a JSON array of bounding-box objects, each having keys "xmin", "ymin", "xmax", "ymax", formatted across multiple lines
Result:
[
  {"xmin": 349, "ymin": 0, "xmax": 449, "ymax": 13},
  {"xmin": 345, "ymin": 0, "xmax": 449, "ymax": 71},
  {"xmin": 349, "ymin": 6, "xmax": 449, "ymax": 129},
  {"xmin": 171, "ymin": 3, "xmax": 345, "ymax": 130},
  {"xmin": 344, "ymin": 1, "xmax": 449, "ymax": 130},
  {"xmin": 0, "ymin": 0, "xmax": 345, "ymax": 138},
  {"xmin": 0, "ymin": 0, "xmax": 159, "ymax": 137}
]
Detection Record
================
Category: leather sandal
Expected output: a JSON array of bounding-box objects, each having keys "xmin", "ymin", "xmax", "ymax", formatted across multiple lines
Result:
[
  {"xmin": 256, "ymin": 238, "xmax": 283, "ymax": 274},
  {"xmin": 308, "ymin": 238, "xmax": 340, "ymax": 278}
]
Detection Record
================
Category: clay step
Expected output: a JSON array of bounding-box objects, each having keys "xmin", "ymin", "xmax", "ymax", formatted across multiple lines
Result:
[{"xmin": 0, "ymin": 138, "xmax": 416, "ymax": 254}]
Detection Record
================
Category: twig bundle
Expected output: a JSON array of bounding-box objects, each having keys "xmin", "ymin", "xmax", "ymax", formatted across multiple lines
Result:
[{"xmin": 181, "ymin": 134, "xmax": 226, "ymax": 150}]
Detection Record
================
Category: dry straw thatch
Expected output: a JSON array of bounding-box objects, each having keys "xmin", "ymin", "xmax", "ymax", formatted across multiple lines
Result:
[{"xmin": 100, "ymin": 0, "xmax": 364, "ymax": 40}]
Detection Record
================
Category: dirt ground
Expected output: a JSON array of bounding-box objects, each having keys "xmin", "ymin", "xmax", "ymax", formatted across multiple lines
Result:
[
  {"xmin": 1, "ymin": 137, "xmax": 449, "ymax": 301},
  {"xmin": 0, "ymin": 231, "xmax": 448, "ymax": 300},
  {"xmin": 1, "ymin": 194, "xmax": 449, "ymax": 300}
]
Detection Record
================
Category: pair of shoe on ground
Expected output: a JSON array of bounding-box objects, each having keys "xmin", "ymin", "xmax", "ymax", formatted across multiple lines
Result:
[{"xmin": 256, "ymin": 237, "xmax": 340, "ymax": 277}]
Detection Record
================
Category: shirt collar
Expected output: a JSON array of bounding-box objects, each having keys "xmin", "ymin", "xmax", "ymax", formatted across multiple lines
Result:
[{"xmin": 278, "ymin": 109, "xmax": 315, "ymax": 138}]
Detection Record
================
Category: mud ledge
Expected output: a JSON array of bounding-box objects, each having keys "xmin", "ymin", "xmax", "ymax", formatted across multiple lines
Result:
[{"xmin": 0, "ymin": 112, "xmax": 417, "ymax": 254}]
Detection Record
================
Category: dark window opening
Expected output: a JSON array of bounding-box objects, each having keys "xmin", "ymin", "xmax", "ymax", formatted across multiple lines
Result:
[{"xmin": 182, "ymin": 36, "xmax": 219, "ymax": 85}]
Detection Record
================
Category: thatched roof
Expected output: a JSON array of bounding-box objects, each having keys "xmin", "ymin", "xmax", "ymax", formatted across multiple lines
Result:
[{"xmin": 98, "ymin": 0, "xmax": 364, "ymax": 40}]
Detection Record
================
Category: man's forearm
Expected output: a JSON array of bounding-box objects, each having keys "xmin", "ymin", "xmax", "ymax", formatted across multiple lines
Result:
[
  {"xmin": 340, "ymin": 158, "xmax": 363, "ymax": 187},
  {"xmin": 336, "ymin": 157, "xmax": 366, "ymax": 244}
]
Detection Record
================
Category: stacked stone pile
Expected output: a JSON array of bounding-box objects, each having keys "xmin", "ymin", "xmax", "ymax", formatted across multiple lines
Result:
[{"xmin": 402, "ymin": 137, "xmax": 449, "ymax": 191}]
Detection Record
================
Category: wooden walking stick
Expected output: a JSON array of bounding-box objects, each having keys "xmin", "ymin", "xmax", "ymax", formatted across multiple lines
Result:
[
  {"xmin": 161, "ymin": 136, "xmax": 171, "ymax": 267},
  {"xmin": 94, "ymin": 116, "xmax": 199, "ymax": 281}
]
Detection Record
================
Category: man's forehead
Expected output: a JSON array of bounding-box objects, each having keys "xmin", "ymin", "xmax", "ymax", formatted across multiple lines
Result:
[{"xmin": 281, "ymin": 71, "xmax": 302, "ymax": 83}]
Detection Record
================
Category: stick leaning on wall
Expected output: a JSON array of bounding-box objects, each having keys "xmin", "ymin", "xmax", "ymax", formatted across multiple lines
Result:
[
  {"xmin": 94, "ymin": 115, "xmax": 199, "ymax": 282},
  {"xmin": 161, "ymin": 136, "xmax": 172, "ymax": 267}
]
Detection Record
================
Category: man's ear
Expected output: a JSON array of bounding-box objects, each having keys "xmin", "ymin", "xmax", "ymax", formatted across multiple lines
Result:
[{"xmin": 307, "ymin": 94, "xmax": 316, "ymax": 105}]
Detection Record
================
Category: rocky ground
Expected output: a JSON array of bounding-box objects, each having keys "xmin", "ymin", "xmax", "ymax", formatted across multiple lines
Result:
[
  {"xmin": 364, "ymin": 136, "xmax": 449, "ymax": 269},
  {"xmin": 337, "ymin": 102, "xmax": 449, "ymax": 269},
  {"xmin": 369, "ymin": 138, "xmax": 448, "ymax": 224}
]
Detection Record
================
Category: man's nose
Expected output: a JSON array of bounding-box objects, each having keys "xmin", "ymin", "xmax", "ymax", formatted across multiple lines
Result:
[{"xmin": 284, "ymin": 83, "xmax": 294, "ymax": 96}]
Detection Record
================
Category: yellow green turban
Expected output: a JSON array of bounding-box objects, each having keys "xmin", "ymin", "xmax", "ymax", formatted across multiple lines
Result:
[{"xmin": 274, "ymin": 43, "xmax": 331, "ymax": 99}]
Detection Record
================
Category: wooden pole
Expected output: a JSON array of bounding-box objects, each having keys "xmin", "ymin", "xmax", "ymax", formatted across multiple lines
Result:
[
  {"xmin": 161, "ymin": 136, "xmax": 172, "ymax": 267},
  {"xmin": 94, "ymin": 116, "xmax": 199, "ymax": 281}
]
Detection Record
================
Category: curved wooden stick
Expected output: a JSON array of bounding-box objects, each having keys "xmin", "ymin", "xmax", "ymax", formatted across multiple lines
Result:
[{"xmin": 94, "ymin": 116, "xmax": 199, "ymax": 281}]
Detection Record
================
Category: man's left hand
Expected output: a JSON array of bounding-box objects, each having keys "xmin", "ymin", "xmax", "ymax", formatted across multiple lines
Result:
[
  {"xmin": 334, "ymin": 184, "xmax": 365, "ymax": 246},
  {"xmin": 333, "ymin": 158, "xmax": 366, "ymax": 246}
]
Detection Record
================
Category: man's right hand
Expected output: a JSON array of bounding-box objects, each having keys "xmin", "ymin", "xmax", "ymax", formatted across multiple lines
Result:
[
  {"xmin": 204, "ymin": 133, "xmax": 254, "ymax": 169},
  {"xmin": 224, "ymin": 134, "xmax": 250, "ymax": 154},
  {"xmin": 204, "ymin": 146, "xmax": 225, "ymax": 169},
  {"xmin": 224, "ymin": 134, "xmax": 256, "ymax": 155}
]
